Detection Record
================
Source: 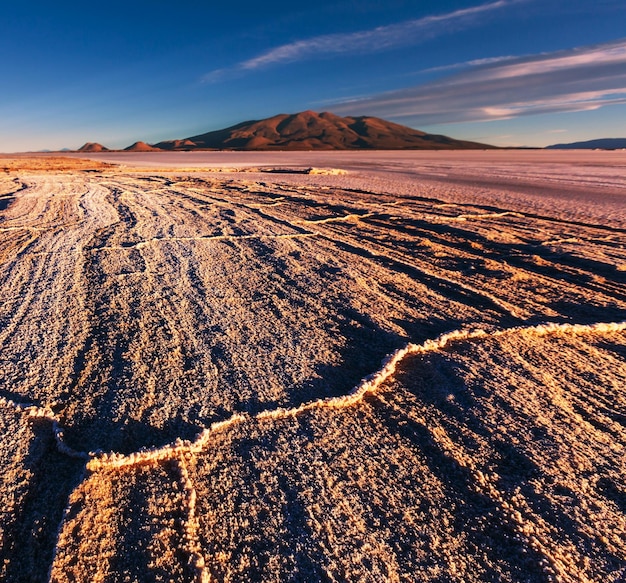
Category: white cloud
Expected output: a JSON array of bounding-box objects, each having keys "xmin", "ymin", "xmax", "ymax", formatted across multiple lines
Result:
[
  {"xmin": 202, "ymin": 0, "xmax": 522, "ymax": 81},
  {"xmin": 422, "ymin": 55, "xmax": 517, "ymax": 73},
  {"xmin": 329, "ymin": 39, "xmax": 626, "ymax": 124}
]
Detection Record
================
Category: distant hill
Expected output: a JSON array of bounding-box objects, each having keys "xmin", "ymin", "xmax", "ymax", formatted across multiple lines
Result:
[
  {"xmin": 124, "ymin": 141, "xmax": 160, "ymax": 152},
  {"xmin": 152, "ymin": 139, "xmax": 198, "ymax": 151},
  {"xmin": 78, "ymin": 142, "xmax": 109, "ymax": 152},
  {"xmin": 546, "ymin": 138, "xmax": 626, "ymax": 150},
  {"xmin": 155, "ymin": 111, "xmax": 494, "ymax": 151}
]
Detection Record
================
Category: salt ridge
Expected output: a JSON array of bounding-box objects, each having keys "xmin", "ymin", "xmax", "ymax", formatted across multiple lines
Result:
[{"xmin": 2, "ymin": 319, "xmax": 624, "ymax": 472}]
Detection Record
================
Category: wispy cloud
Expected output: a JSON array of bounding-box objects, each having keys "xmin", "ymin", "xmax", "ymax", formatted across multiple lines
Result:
[
  {"xmin": 329, "ymin": 39, "xmax": 626, "ymax": 124},
  {"xmin": 203, "ymin": 0, "xmax": 521, "ymax": 82},
  {"xmin": 421, "ymin": 55, "xmax": 517, "ymax": 74}
]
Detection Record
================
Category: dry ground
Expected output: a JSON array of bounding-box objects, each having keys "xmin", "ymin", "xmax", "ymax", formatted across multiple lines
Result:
[{"xmin": 0, "ymin": 154, "xmax": 625, "ymax": 582}]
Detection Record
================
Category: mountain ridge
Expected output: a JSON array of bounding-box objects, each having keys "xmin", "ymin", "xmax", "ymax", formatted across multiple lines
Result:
[
  {"xmin": 72, "ymin": 111, "xmax": 497, "ymax": 152},
  {"xmin": 546, "ymin": 137, "xmax": 626, "ymax": 150},
  {"xmin": 154, "ymin": 111, "xmax": 494, "ymax": 151}
]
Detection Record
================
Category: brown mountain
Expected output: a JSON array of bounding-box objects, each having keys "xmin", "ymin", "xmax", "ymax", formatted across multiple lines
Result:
[
  {"xmin": 77, "ymin": 142, "xmax": 109, "ymax": 152},
  {"xmin": 152, "ymin": 139, "xmax": 198, "ymax": 151},
  {"xmin": 154, "ymin": 111, "xmax": 494, "ymax": 151},
  {"xmin": 124, "ymin": 141, "xmax": 160, "ymax": 152}
]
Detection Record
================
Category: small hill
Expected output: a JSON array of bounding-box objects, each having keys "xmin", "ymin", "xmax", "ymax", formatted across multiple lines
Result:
[
  {"xmin": 152, "ymin": 139, "xmax": 198, "ymax": 151},
  {"xmin": 179, "ymin": 111, "xmax": 494, "ymax": 150},
  {"xmin": 546, "ymin": 138, "xmax": 626, "ymax": 150},
  {"xmin": 78, "ymin": 142, "xmax": 109, "ymax": 152},
  {"xmin": 124, "ymin": 141, "xmax": 160, "ymax": 152}
]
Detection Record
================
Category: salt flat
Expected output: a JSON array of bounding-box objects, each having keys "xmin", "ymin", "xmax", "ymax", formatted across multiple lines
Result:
[{"xmin": 0, "ymin": 152, "xmax": 625, "ymax": 582}]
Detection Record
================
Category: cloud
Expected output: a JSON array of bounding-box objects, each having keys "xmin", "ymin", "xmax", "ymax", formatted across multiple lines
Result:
[
  {"xmin": 202, "ymin": 0, "xmax": 522, "ymax": 82},
  {"xmin": 421, "ymin": 55, "xmax": 517, "ymax": 74},
  {"xmin": 329, "ymin": 39, "xmax": 626, "ymax": 124}
]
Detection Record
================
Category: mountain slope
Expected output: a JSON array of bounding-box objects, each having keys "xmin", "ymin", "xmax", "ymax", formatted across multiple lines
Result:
[
  {"xmin": 155, "ymin": 111, "xmax": 494, "ymax": 150},
  {"xmin": 546, "ymin": 138, "xmax": 626, "ymax": 150}
]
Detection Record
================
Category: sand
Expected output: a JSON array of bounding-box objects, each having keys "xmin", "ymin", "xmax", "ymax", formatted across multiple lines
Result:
[{"xmin": 0, "ymin": 151, "xmax": 624, "ymax": 582}]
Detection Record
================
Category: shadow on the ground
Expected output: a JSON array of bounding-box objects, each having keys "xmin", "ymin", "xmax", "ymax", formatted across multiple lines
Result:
[{"xmin": 0, "ymin": 418, "xmax": 84, "ymax": 583}]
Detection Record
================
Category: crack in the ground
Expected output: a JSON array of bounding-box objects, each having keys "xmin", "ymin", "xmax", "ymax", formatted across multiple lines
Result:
[{"xmin": 4, "ymin": 319, "xmax": 624, "ymax": 469}]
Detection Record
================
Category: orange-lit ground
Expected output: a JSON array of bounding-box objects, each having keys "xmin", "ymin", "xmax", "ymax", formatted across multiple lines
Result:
[{"xmin": 1, "ymin": 153, "xmax": 625, "ymax": 582}]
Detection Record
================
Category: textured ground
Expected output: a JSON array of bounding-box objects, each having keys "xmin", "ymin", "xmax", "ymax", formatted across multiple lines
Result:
[{"xmin": 0, "ymin": 153, "xmax": 625, "ymax": 582}]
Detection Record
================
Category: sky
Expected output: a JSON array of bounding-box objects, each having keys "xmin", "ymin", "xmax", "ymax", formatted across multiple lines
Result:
[{"xmin": 1, "ymin": 0, "xmax": 625, "ymax": 151}]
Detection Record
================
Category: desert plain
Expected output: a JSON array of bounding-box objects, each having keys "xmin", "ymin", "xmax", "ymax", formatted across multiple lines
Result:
[{"xmin": 0, "ymin": 150, "xmax": 625, "ymax": 582}]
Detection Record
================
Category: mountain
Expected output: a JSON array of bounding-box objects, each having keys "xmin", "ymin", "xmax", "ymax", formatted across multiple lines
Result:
[
  {"xmin": 78, "ymin": 142, "xmax": 109, "ymax": 152},
  {"xmin": 152, "ymin": 139, "xmax": 198, "ymax": 151},
  {"xmin": 155, "ymin": 111, "xmax": 494, "ymax": 151},
  {"xmin": 546, "ymin": 138, "xmax": 626, "ymax": 150},
  {"xmin": 124, "ymin": 141, "xmax": 160, "ymax": 152}
]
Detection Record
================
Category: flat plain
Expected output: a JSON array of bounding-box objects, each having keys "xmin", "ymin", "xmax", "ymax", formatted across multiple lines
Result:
[{"xmin": 0, "ymin": 151, "xmax": 625, "ymax": 582}]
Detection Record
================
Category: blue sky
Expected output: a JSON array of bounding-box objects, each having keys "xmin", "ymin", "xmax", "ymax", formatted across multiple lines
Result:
[{"xmin": 1, "ymin": 0, "xmax": 625, "ymax": 151}]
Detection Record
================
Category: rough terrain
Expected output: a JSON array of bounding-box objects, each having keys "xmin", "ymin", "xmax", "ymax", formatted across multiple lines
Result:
[{"xmin": 0, "ymin": 152, "xmax": 624, "ymax": 582}]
